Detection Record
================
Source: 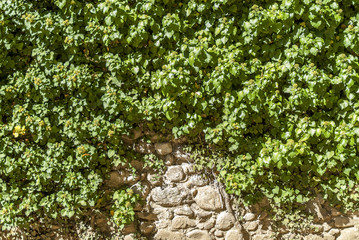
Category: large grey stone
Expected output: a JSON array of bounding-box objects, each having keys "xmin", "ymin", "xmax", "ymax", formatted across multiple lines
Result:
[
  {"xmin": 216, "ymin": 211, "xmax": 235, "ymax": 230},
  {"xmin": 165, "ymin": 166, "xmax": 184, "ymax": 182},
  {"xmin": 194, "ymin": 186, "xmax": 223, "ymax": 211},
  {"xmin": 155, "ymin": 230, "xmax": 185, "ymax": 240},
  {"xmin": 151, "ymin": 187, "xmax": 187, "ymax": 206},
  {"xmin": 337, "ymin": 227, "xmax": 359, "ymax": 240},
  {"xmin": 187, "ymin": 230, "xmax": 211, "ymax": 240},
  {"xmin": 155, "ymin": 142, "xmax": 173, "ymax": 155}
]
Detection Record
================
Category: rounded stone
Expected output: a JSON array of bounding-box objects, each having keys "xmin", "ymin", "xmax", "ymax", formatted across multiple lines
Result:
[
  {"xmin": 155, "ymin": 142, "xmax": 173, "ymax": 155},
  {"xmin": 337, "ymin": 227, "xmax": 359, "ymax": 240},
  {"xmin": 225, "ymin": 229, "xmax": 243, "ymax": 240},
  {"xmin": 194, "ymin": 186, "xmax": 223, "ymax": 211},
  {"xmin": 151, "ymin": 187, "xmax": 187, "ymax": 206},
  {"xmin": 155, "ymin": 230, "xmax": 185, "ymax": 240},
  {"xmin": 165, "ymin": 166, "xmax": 184, "ymax": 182},
  {"xmin": 171, "ymin": 216, "xmax": 196, "ymax": 230},
  {"xmin": 186, "ymin": 230, "xmax": 211, "ymax": 240},
  {"xmin": 139, "ymin": 222, "xmax": 155, "ymax": 235},
  {"xmin": 216, "ymin": 211, "xmax": 235, "ymax": 230},
  {"xmin": 243, "ymin": 212, "xmax": 256, "ymax": 221},
  {"xmin": 174, "ymin": 205, "xmax": 193, "ymax": 216}
]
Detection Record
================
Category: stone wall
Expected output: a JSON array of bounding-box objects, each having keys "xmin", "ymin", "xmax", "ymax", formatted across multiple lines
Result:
[{"xmin": 111, "ymin": 137, "xmax": 359, "ymax": 240}]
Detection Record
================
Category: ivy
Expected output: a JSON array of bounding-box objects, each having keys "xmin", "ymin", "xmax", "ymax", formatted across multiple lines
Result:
[{"xmin": 2, "ymin": 0, "xmax": 359, "ymax": 232}]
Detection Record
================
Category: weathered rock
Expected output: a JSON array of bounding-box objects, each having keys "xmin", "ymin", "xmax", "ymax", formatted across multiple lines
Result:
[
  {"xmin": 334, "ymin": 216, "xmax": 354, "ymax": 228},
  {"xmin": 135, "ymin": 142, "xmax": 154, "ymax": 154},
  {"xmin": 225, "ymin": 229, "xmax": 243, "ymax": 240},
  {"xmin": 136, "ymin": 212, "xmax": 157, "ymax": 221},
  {"xmin": 182, "ymin": 163, "xmax": 195, "ymax": 174},
  {"xmin": 147, "ymin": 172, "xmax": 162, "ymax": 186},
  {"xmin": 216, "ymin": 211, "xmax": 235, "ymax": 230},
  {"xmin": 151, "ymin": 187, "xmax": 187, "ymax": 206},
  {"xmin": 171, "ymin": 216, "xmax": 196, "ymax": 229},
  {"xmin": 155, "ymin": 143, "xmax": 173, "ymax": 155},
  {"xmin": 132, "ymin": 182, "xmax": 150, "ymax": 198},
  {"xmin": 189, "ymin": 175, "xmax": 209, "ymax": 187},
  {"xmin": 322, "ymin": 222, "xmax": 331, "ymax": 232},
  {"xmin": 165, "ymin": 154, "xmax": 175, "ymax": 165},
  {"xmin": 337, "ymin": 227, "xmax": 359, "ymax": 240},
  {"xmin": 132, "ymin": 128, "xmax": 143, "ymax": 139},
  {"xmin": 139, "ymin": 222, "xmax": 155, "ymax": 235},
  {"xmin": 243, "ymin": 221, "xmax": 258, "ymax": 231},
  {"xmin": 328, "ymin": 228, "xmax": 340, "ymax": 236},
  {"xmin": 330, "ymin": 207, "xmax": 341, "ymax": 217},
  {"xmin": 243, "ymin": 212, "xmax": 256, "ymax": 221},
  {"xmin": 194, "ymin": 186, "xmax": 222, "ymax": 211},
  {"xmin": 107, "ymin": 171, "xmax": 139, "ymax": 187},
  {"xmin": 122, "ymin": 223, "xmax": 136, "ymax": 235},
  {"xmin": 165, "ymin": 166, "xmax": 184, "ymax": 182},
  {"xmin": 198, "ymin": 217, "xmax": 216, "ymax": 230},
  {"xmin": 187, "ymin": 230, "xmax": 211, "ymax": 240},
  {"xmin": 124, "ymin": 234, "xmax": 135, "ymax": 240},
  {"xmin": 322, "ymin": 233, "xmax": 335, "ymax": 240},
  {"xmin": 191, "ymin": 203, "xmax": 213, "ymax": 219},
  {"xmin": 173, "ymin": 148, "xmax": 192, "ymax": 161},
  {"xmin": 304, "ymin": 234, "xmax": 324, "ymax": 240},
  {"xmin": 252, "ymin": 234, "xmax": 273, "ymax": 240},
  {"xmin": 129, "ymin": 160, "xmax": 143, "ymax": 170},
  {"xmin": 155, "ymin": 230, "xmax": 185, "ymax": 240},
  {"xmin": 174, "ymin": 205, "xmax": 193, "ymax": 216},
  {"xmin": 214, "ymin": 230, "xmax": 224, "ymax": 237},
  {"xmin": 310, "ymin": 224, "xmax": 324, "ymax": 233}
]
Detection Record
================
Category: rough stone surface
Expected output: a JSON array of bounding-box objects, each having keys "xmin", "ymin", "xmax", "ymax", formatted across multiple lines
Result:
[
  {"xmin": 334, "ymin": 216, "xmax": 353, "ymax": 228},
  {"xmin": 243, "ymin": 212, "xmax": 256, "ymax": 221},
  {"xmin": 252, "ymin": 234, "xmax": 272, "ymax": 240},
  {"xmin": 186, "ymin": 230, "xmax": 211, "ymax": 240},
  {"xmin": 107, "ymin": 171, "xmax": 139, "ymax": 187},
  {"xmin": 124, "ymin": 234, "xmax": 135, "ymax": 240},
  {"xmin": 225, "ymin": 229, "xmax": 243, "ymax": 240},
  {"xmin": 106, "ymin": 140, "xmax": 359, "ymax": 240},
  {"xmin": 174, "ymin": 205, "xmax": 193, "ymax": 216},
  {"xmin": 322, "ymin": 233, "xmax": 335, "ymax": 240},
  {"xmin": 151, "ymin": 187, "xmax": 186, "ymax": 206},
  {"xmin": 155, "ymin": 143, "xmax": 173, "ymax": 155},
  {"xmin": 191, "ymin": 203, "xmax": 213, "ymax": 218},
  {"xmin": 244, "ymin": 221, "xmax": 258, "ymax": 231},
  {"xmin": 165, "ymin": 166, "xmax": 184, "ymax": 182},
  {"xmin": 188, "ymin": 175, "xmax": 209, "ymax": 187},
  {"xmin": 154, "ymin": 230, "xmax": 185, "ymax": 240},
  {"xmin": 198, "ymin": 217, "xmax": 216, "ymax": 230},
  {"xmin": 337, "ymin": 227, "xmax": 359, "ymax": 240},
  {"xmin": 139, "ymin": 222, "xmax": 155, "ymax": 235},
  {"xmin": 194, "ymin": 186, "xmax": 223, "ymax": 211},
  {"xmin": 216, "ymin": 211, "xmax": 235, "ymax": 230},
  {"xmin": 171, "ymin": 216, "xmax": 196, "ymax": 229},
  {"xmin": 328, "ymin": 228, "xmax": 340, "ymax": 236},
  {"xmin": 304, "ymin": 234, "xmax": 324, "ymax": 240}
]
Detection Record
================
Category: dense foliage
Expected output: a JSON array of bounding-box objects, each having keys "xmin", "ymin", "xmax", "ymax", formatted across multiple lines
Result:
[{"xmin": 2, "ymin": 0, "xmax": 359, "ymax": 232}]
